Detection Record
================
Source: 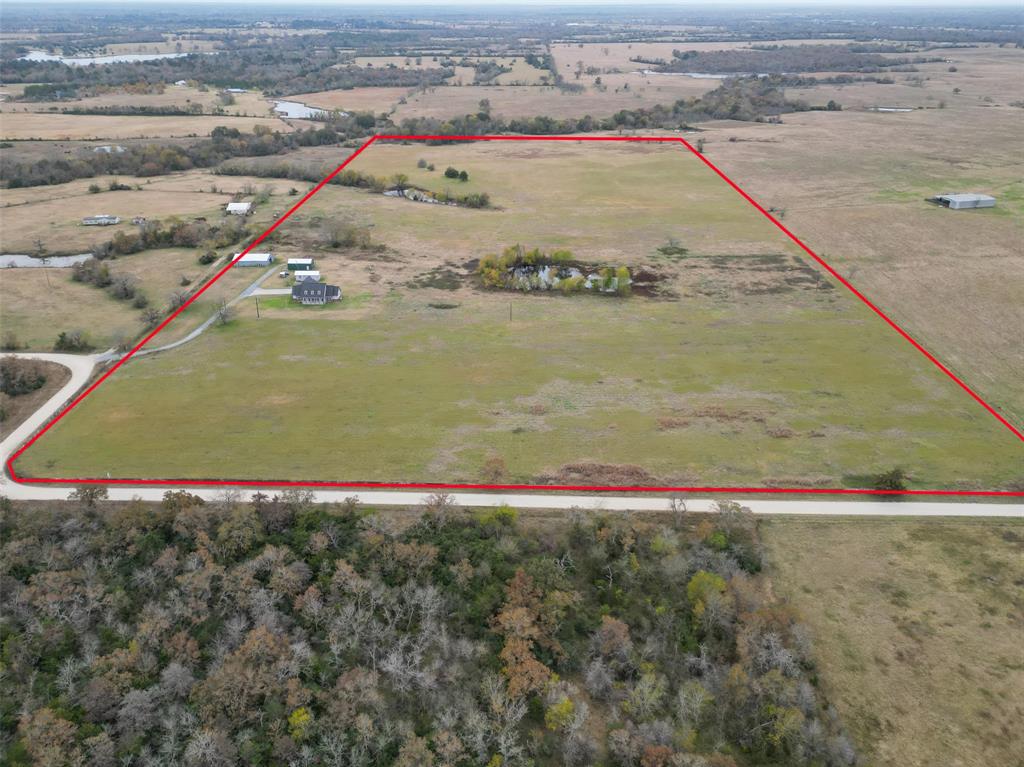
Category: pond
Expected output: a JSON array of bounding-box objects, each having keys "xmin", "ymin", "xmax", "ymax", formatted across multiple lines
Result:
[
  {"xmin": 271, "ymin": 100, "xmax": 338, "ymax": 119},
  {"xmin": 19, "ymin": 50, "xmax": 195, "ymax": 66},
  {"xmin": 0, "ymin": 254, "xmax": 92, "ymax": 268}
]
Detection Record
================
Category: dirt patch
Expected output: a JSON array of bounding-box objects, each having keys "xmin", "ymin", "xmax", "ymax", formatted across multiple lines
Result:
[
  {"xmin": 408, "ymin": 265, "xmax": 464, "ymax": 290},
  {"xmin": 682, "ymin": 253, "xmax": 835, "ymax": 297},
  {"xmin": 546, "ymin": 461, "xmax": 657, "ymax": 485}
]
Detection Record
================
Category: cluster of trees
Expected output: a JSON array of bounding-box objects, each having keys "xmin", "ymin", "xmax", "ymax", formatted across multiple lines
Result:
[
  {"xmin": 443, "ymin": 166, "xmax": 470, "ymax": 181},
  {"xmin": 1, "ymin": 124, "xmax": 351, "ymax": 189},
  {"xmin": 660, "ymin": 45, "xmax": 931, "ymax": 74},
  {"xmin": 0, "ymin": 357, "xmax": 46, "ymax": 396},
  {"xmin": 94, "ymin": 215, "xmax": 251, "ymax": 260},
  {"xmin": 0, "ymin": 492, "xmax": 857, "ymax": 766},
  {"xmin": 478, "ymin": 245, "xmax": 631, "ymax": 295},
  {"xmin": 52, "ymin": 330, "xmax": 94, "ymax": 352}
]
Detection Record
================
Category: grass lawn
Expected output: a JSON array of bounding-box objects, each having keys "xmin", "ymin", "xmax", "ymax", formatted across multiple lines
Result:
[
  {"xmin": 761, "ymin": 517, "xmax": 1024, "ymax": 767},
  {"xmin": 14, "ymin": 141, "xmax": 1023, "ymax": 487}
]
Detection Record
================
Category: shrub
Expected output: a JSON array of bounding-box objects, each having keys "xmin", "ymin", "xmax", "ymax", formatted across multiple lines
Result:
[
  {"xmin": 872, "ymin": 467, "xmax": 908, "ymax": 491},
  {"xmin": 54, "ymin": 330, "xmax": 93, "ymax": 352},
  {"xmin": 443, "ymin": 166, "xmax": 460, "ymax": 179},
  {"xmin": 0, "ymin": 357, "xmax": 46, "ymax": 396}
]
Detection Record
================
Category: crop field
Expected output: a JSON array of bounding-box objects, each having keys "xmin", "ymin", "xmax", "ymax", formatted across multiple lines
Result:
[
  {"xmin": 14, "ymin": 140, "xmax": 1023, "ymax": 488},
  {"xmin": 0, "ymin": 113, "xmax": 290, "ymax": 141},
  {"xmin": 762, "ymin": 517, "xmax": 1024, "ymax": 767}
]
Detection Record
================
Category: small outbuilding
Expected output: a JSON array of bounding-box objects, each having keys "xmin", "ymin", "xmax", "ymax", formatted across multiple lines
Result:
[
  {"xmin": 82, "ymin": 214, "xmax": 120, "ymax": 226},
  {"xmin": 293, "ymin": 270, "xmax": 321, "ymax": 283},
  {"xmin": 292, "ymin": 282, "xmax": 341, "ymax": 305},
  {"xmin": 930, "ymin": 193, "xmax": 996, "ymax": 210},
  {"xmin": 225, "ymin": 201, "xmax": 253, "ymax": 216},
  {"xmin": 287, "ymin": 258, "xmax": 314, "ymax": 271},
  {"xmin": 234, "ymin": 252, "xmax": 274, "ymax": 267}
]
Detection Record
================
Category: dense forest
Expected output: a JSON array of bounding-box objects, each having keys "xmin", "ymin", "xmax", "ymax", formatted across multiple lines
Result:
[{"xmin": 0, "ymin": 494, "xmax": 857, "ymax": 766}]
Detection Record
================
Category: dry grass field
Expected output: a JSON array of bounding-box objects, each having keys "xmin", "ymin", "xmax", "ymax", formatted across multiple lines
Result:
[
  {"xmin": 692, "ymin": 46, "xmax": 1024, "ymax": 425},
  {"xmin": 0, "ymin": 86, "xmax": 275, "ymax": 119},
  {"xmin": 0, "ymin": 113, "xmax": 290, "ymax": 141},
  {"xmin": 762, "ymin": 517, "xmax": 1024, "ymax": 767}
]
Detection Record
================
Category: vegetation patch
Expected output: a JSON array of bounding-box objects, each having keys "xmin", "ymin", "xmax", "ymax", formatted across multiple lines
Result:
[{"xmin": 478, "ymin": 245, "xmax": 632, "ymax": 295}]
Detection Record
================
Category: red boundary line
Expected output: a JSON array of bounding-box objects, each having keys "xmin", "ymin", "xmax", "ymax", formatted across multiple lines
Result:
[{"xmin": 6, "ymin": 133, "xmax": 1022, "ymax": 498}]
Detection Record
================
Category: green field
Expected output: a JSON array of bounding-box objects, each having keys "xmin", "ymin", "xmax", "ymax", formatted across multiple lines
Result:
[{"xmin": 15, "ymin": 142, "xmax": 1023, "ymax": 487}]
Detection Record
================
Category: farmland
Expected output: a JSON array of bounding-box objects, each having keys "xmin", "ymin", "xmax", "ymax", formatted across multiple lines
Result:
[
  {"xmin": 0, "ymin": 112, "xmax": 290, "ymax": 141},
  {"xmin": 15, "ymin": 141, "xmax": 1022, "ymax": 488}
]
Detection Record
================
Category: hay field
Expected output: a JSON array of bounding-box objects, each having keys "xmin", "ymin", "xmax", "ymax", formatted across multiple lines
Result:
[
  {"xmin": 692, "ymin": 46, "xmax": 1024, "ymax": 424},
  {"xmin": 16, "ymin": 141, "xmax": 1023, "ymax": 488},
  {"xmin": 762, "ymin": 517, "xmax": 1024, "ymax": 767},
  {"xmin": 0, "ymin": 86, "xmax": 275, "ymax": 119},
  {"xmin": 0, "ymin": 113, "xmax": 290, "ymax": 141}
]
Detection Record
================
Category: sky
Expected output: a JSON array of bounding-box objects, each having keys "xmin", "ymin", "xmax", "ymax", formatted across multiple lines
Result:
[{"xmin": 19, "ymin": 0, "xmax": 1024, "ymax": 6}]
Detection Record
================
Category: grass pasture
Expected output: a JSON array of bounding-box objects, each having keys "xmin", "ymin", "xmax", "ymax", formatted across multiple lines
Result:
[
  {"xmin": 0, "ymin": 113, "xmax": 290, "ymax": 141},
  {"xmin": 762, "ymin": 517, "xmax": 1024, "ymax": 767},
  {"xmin": 14, "ymin": 140, "xmax": 1023, "ymax": 488}
]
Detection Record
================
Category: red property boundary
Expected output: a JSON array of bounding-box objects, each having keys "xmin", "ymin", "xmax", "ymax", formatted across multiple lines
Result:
[{"xmin": 7, "ymin": 134, "xmax": 1023, "ymax": 497}]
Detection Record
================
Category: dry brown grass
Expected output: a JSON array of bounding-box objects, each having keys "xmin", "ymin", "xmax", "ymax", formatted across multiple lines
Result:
[
  {"xmin": 761, "ymin": 517, "xmax": 1024, "ymax": 767},
  {"xmin": 0, "ymin": 86, "xmax": 275, "ymax": 119},
  {"xmin": 688, "ymin": 44, "xmax": 1024, "ymax": 425},
  {"xmin": 0, "ymin": 113, "xmax": 290, "ymax": 141},
  {"xmin": 288, "ymin": 87, "xmax": 416, "ymax": 115}
]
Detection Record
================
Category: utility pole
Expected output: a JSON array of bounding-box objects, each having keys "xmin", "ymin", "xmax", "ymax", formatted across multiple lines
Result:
[{"xmin": 255, "ymin": 296, "xmax": 260, "ymax": 319}]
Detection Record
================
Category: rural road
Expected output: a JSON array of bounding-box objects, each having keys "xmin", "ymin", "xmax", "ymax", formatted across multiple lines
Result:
[{"xmin": 2, "ymin": 336, "xmax": 1021, "ymax": 519}]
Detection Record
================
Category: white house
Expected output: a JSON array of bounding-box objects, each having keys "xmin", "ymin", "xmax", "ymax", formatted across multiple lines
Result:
[
  {"xmin": 82, "ymin": 214, "xmax": 120, "ymax": 226},
  {"xmin": 293, "ymin": 270, "xmax": 321, "ymax": 283},
  {"xmin": 234, "ymin": 252, "xmax": 274, "ymax": 267},
  {"xmin": 226, "ymin": 201, "xmax": 253, "ymax": 216}
]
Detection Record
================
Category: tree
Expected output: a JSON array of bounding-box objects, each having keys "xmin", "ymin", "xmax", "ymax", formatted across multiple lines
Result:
[
  {"xmin": 444, "ymin": 166, "xmax": 460, "ymax": 179},
  {"xmin": 141, "ymin": 307, "xmax": 162, "ymax": 329},
  {"xmin": 391, "ymin": 172, "xmax": 409, "ymax": 190},
  {"xmin": 214, "ymin": 299, "xmax": 236, "ymax": 326},
  {"xmin": 458, "ymin": 170, "xmax": 469, "ymax": 182},
  {"xmin": 872, "ymin": 467, "xmax": 907, "ymax": 491},
  {"xmin": 70, "ymin": 484, "xmax": 108, "ymax": 508}
]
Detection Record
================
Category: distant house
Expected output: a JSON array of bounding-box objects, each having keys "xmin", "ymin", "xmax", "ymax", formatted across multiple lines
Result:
[
  {"xmin": 93, "ymin": 145, "xmax": 125, "ymax": 154},
  {"xmin": 293, "ymin": 270, "xmax": 321, "ymax": 283},
  {"xmin": 225, "ymin": 88, "xmax": 247, "ymax": 94},
  {"xmin": 174, "ymin": 79, "xmax": 188, "ymax": 86},
  {"xmin": 234, "ymin": 252, "xmax": 274, "ymax": 267},
  {"xmin": 82, "ymin": 214, "xmax": 120, "ymax": 226},
  {"xmin": 225, "ymin": 201, "xmax": 253, "ymax": 216},
  {"xmin": 292, "ymin": 282, "xmax": 341, "ymax": 305},
  {"xmin": 929, "ymin": 193, "xmax": 996, "ymax": 210},
  {"xmin": 287, "ymin": 257, "xmax": 314, "ymax": 271}
]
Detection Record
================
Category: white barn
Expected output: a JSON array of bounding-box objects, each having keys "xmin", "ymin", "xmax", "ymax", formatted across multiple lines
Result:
[
  {"xmin": 226, "ymin": 201, "xmax": 253, "ymax": 216},
  {"xmin": 932, "ymin": 193, "xmax": 995, "ymax": 210},
  {"xmin": 234, "ymin": 252, "xmax": 274, "ymax": 267}
]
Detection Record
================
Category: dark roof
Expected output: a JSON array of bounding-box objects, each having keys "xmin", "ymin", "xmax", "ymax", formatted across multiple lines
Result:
[{"xmin": 291, "ymin": 283, "xmax": 341, "ymax": 300}]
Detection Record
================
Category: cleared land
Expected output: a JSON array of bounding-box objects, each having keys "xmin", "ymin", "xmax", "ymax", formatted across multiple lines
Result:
[
  {"xmin": 15, "ymin": 141, "xmax": 1023, "ymax": 488},
  {"xmin": 0, "ymin": 113, "xmax": 290, "ymax": 141},
  {"xmin": 0, "ymin": 86, "xmax": 274, "ymax": 119},
  {"xmin": 762, "ymin": 517, "xmax": 1024, "ymax": 767}
]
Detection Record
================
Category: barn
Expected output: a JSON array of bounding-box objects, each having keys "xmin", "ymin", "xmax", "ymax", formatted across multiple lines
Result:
[
  {"xmin": 287, "ymin": 258, "xmax": 314, "ymax": 271},
  {"xmin": 931, "ymin": 193, "xmax": 996, "ymax": 210},
  {"xmin": 225, "ymin": 201, "xmax": 253, "ymax": 216},
  {"xmin": 234, "ymin": 252, "xmax": 274, "ymax": 267}
]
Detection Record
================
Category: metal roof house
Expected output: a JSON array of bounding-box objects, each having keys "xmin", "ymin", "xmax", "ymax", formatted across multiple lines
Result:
[
  {"xmin": 930, "ymin": 193, "xmax": 996, "ymax": 210},
  {"xmin": 292, "ymin": 282, "xmax": 341, "ymax": 305},
  {"xmin": 287, "ymin": 258, "xmax": 314, "ymax": 271},
  {"xmin": 293, "ymin": 270, "xmax": 321, "ymax": 283},
  {"xmin": 225, "ymin": 201, "xmax": 253, "ymax": 216},
  {"xmin": 82, "ymin": 214, "xmax": 120, "ymax": 226},
  {"xmin": 234, "ymin": 252, "xmax": 274, "ymax": 267}
]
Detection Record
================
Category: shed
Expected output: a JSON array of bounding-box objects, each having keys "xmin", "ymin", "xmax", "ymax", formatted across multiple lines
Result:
[
  {"xmin": 292, "ymin": 282, "xmax": 341, "ymax": 305},
  {"xmin": 287, "ymin": 257, "xmax": 314, "ymax": 271},
  {"xmin": 234, "ymin": 252, "xmax": 274, "ymax": 267},
  {"xmin": 293, "ymin": 270, "xmax": 321, "ymax": 283},
  {"xmin": 932, "ymin": 193, "xmax": 995, "ymax": 210},
  {"xmin": 226, "ymin": 201, "xmax": 253, "ymax": 216}
]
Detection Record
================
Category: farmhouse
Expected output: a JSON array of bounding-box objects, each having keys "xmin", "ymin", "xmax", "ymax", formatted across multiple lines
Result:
[
  {"xmin": 287, "ymin": 258, "xmax": 314, "ymax": 271},
  {"xmin": 234, "ymin": 252, "xmax": 274, "ymax": 267},
  {"xmin": 292, "ymin": 282, "xmax": 341, "ymax": 305},
  {"xmin": 225, "ymin": 201, "xmax": 253, "ymax": 216},
  {"xmin": 930, "ymin": 193, "xmax": 996, "ymax": 210},
  {"xmin": 293, "ymin": 270, "xmax": 321, "ymax": 283},
  {"xmin": 82, "ymin": 214, "xmax": 120, "ymax": 226}
]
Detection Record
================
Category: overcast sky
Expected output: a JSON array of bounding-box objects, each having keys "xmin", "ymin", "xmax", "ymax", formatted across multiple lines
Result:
[{"xmin": 20, "ymin": 0, "xmax": 1024, "ymax": 6}]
